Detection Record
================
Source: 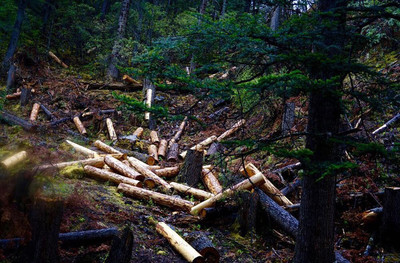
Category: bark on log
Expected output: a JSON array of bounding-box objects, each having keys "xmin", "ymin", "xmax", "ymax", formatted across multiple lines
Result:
[
  {"xmin": 29, "ymin": 103, "xmax": 40, "ymax": 122},
  {"xmin": 155, "ymin": 166, "xmax": 180, "ymax": 178},
  {"xmin": 158, "ymin": 139, "xmax": 168, "ymax": 158},
  {"xmin": 73, "ymin": 116, "xmax": 87, "ymax": 135},
  {"xmin": 179, "ymin": 136, "xmax": 217, "ymax": 159},
  {"xmin": 118, "ymin": 183, "xmax": 193, "ymax": 211},
  {"xmin": 37, "ymin": 157, "xmax": 104, "ymax": 170},
  {"xmin": 40, "ymin": 104, "xmax": 55, "ymax": 120},
  {"xmin": 59, "ymin": 228, "xmax": 119, "ymax": 246},
  {"xmin": 167, "ymin": 142, "xmax": 179, "ymax": 162},
  {"xmin": 1, "ymin": 110, "xmax": 36, "ymax": 131},
  {"xmin": 169, "ymin": 116, "xmax": 188, "ymax": 146},
  {"xmin": 94, "ymin": 140, "xmax": 122, "ymax": 154},
  {"xmin": 282, "ymin": 102, "xmax": 295, "ymax": 135},
  {"xmin": 372, "ymin": 113, "xmax": 400, "ymax": 135},
  {"xmin": 216, "ymin": 119, "xmax": 246, "ymax": 142},
  {"xmin": 240, "ymin": 163, "xmax": 293, "ymax": 206},
  {"xmin": 66, "ymin": 140, "xmax": 99, "ymax": 157},
  {"xmin": 380, "ymin": 187, "xmax": 400, "ymax": 247},
  {"xmin": 156, "ymin": 222, "xmax": 204, "ymax": 263},
  {"xmin": 105, "ymin": 227, "xmax": 133, "ymax": 263},
  {"xmin": 150, "ymin": 131, "xmax": 160, "ymax": 145},
  {"xmin": 84, "ymin": 165, "xmax": 142, "ymax": 187},
  {"xmin": 178, "ymin": 149, "xmax": 203, "ymax": 186},
  {"xmin": 133, "ymin": 127, "xmax": 144, "ymax": 138},
  {"xmin": 127, "ymin": 157, "xmax": 172, "ymax": 192},
  {"xmin": 170, "ymin": 182, "xmax": 214, "ymax": 200},
  {"xmin": 20, "ymin": 87, "xmax": 31, "ymax": 106},
  {"xmin": 191, "ymin": 172, "xmax": 265, "ymax": 215},
  {"xmin": 48, "ymin": 51, "xmax": 68, "ymax": 68},
  {"xmin": 185, "ymin": 231, "xmax": 219, "ymax": 263},
  {"xmin": 106, "ymin": 118, "xmax": 118, "ymax": 141},
  {"xmin": 148, "ymin": 144, "xmax": 158, "ymax": 165},
  {"xmin": 104, "ymin": 155, "xmax": 144, "ymax": 181},
  {"xmin": 201, "ymin": 169, "xmax": 222, "ymax": 195},
  {"xmin": 1, "ymin": 150, "xmax": 27, "ymax": 169}
]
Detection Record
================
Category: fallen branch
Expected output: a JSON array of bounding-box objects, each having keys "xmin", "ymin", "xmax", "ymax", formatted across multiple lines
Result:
[
  {"xmin": 48, "ymin": 51, "xmax": 68, "ymax": 68},
  {"xmin": 216, "ymin": 119, "xmax": 246, "ymax": 142},
  {"xmin": 169, "ymin": 116, "xmax": 188, "ymax": 146},
  {"xmin": 372, "ymin": 113, "xmax": 400, "ymax": 135}
]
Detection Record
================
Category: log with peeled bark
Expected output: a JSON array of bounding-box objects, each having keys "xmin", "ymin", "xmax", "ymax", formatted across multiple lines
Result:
[
  {"xmin": 48, "ymin": 51, "xmax": 68, "ymax": 68},
  {"xmin": 29, "ymin": 103, "xmax": 40, "ymax": 122},
  {"xmin": 1, "ymin": 150, "xmax": 27, "ymax": 169},
  {"xmin": 169, "ymin": 116, "xmax": 188, "ymax": 146},
  {"xmin": 104, "ymin": 155, "xmax": 144, "ymax": 181},
  {"xmin": 106, "ymin": 118, "xmax": 118, "ymax": 141},
  {"xmin": 156, "ymin": 222, "xmax": 204, "ymax": 263},
  {"xmin": 148, "ymin": 144, "xmax": 158, "ymax": 165},
  {"xmin": 185, "ymin": 231, "xmax": 219, "ymax": 263},
  {"xmin": 190, "ymin": 172, "xmax": 265, "ymax": 215},
  {"xmin": 118, "ymin": 183, "xmax": 193, "ymax": 211},
  {"xmin": 240, "ymin": 163, "xmax": 293, "ymax": 206},
  {"xmin": 155, "ymin": 166, "xmax": 180, "ymax": 178},
  {"xmin": 144, "ymin": 86, "xmax": 154, "ymax": 121},
  {"xmin": 66, "ymin": 140, "xmax": 99, "ymax": 157},
  {"xmin": 37, "ymin": 157, "xmax": 104, "ymax": 170},
  {"xmin": 167, "ymin": 142, "xmax": 179, "ymax": 162},
  {"xmin": 1, "ymin": 110, "xmax": 36, "ymax": 131},
  {"xmin": 122, "ymin": 75, "xmax": 142, "ymax": 86},
  {"xmin": 73, "ymin": 116, "xmax": 87, "ymax": 135},
  {"xmin": 127, "ymin": 157, "xmax": 172, "ymax": 192},
  {"xmin": 126, "ymin": 155, "xmax": 160, "ymax": 170},
  {"xmin": 150, "ymin": 131, "xmax": 160, "ymax": 145},
  {"xmin": 216, "ymin": 119, "xmax": 245, "ymax": 142},
  {"xmin": 178, "ymin": 149, "xmax": 203, "ymax": 186},
  {"xmin": 361, "ymin": 207, "xmax": 382, "ymax": 226},
  {"xmin": 201, "ymin": 169, "xmax": 222, "ymax": 195},
  {"xmin": 158, "ymin": 139, "xmax": 168, "ymax": 158},
  {"xmin": 133, "ymin": 127, "xmax": 144, "ymax": 138},
  {"xmin": 170, "ymin": 182, "xmax": 214, "ymax": 200},
  {"xmin": 179, "ymin": 136, "xmax": 217, "ymax": 159},
  {"xmin": 372, "ymin": 113, "xmax": 400, "ymax": 135},
  {"xmin": 84, "ymin": 165, "xmax": 143, "ymax": 187},
  {"xmin": 94, "ymin": 140, "xmax": 122, "ymax": 154}
]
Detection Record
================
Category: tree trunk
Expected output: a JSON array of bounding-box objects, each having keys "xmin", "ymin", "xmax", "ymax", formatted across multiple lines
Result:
[
  {"xmin": 105, "ymin": 227, "xmax": 133, "ymax": 263},
  {"xmin": 6, "ymin": 64, "xmax": 16, "ymax": 93},
  {"xmin": 238, "ymin": 191, "xmax": 259, "ymax": 236},
  {"xmin": 107, "ymin": 0, "xmax": 131, "ymax": 80},
  {"xmin": 100, "ymin": 0, "xmax": 110, "ymax": 20},
  {"xmin": 1, "ymin": 0, "xmax": 26, "ymax": 74},
  {"xmin": 380, "ymin": 187, "xmax": 400, "ymax": 247},
  {"xmin": 178, "ymin": 149, "xmax": 203, "ymax": 186}
]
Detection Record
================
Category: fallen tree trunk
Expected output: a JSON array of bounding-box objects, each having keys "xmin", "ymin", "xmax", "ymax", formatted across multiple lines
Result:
[
  {"xmin": 106, "ymin": 118, "xmax": 118, "ymax": 141},
  {"xmin": 94, "ymin": 140, "xmax": 122, "ymax": 155},
  {"xmin": 240, "ymin": 163, "xmax": 293, "ymax": 206},
  {"xmin": 1, "ymin": 110, "xmax": 36, "ymax": 131},
  {"xmin": 73, "ymin": 116, "xmax": 87, "ymax": 135},
  {"xmin": 84, "ymin": 165, "xmax": 143, "ymax": 187},
  {"xmin": 190, "ymin": 172, "xmax": 265, "ymax": 215},
  {"xmin": 216, "ymin": 119, "xmax": 246, "ymax": 142},
  {"xmin": 158, "ymin": 139, "xmax": 168, "ymax": 158},
  {"xmin": 50, "ymin": 117, "xmax": 71, "ymax": 127},
  {"xmin": 179, "ymin": 136, "xmax": 217, "ymax": 159},
  {"xmin": 48, "ymin": 51, "xmax": 68, "ymax": 68},
  {"xmin": 155, "ymin": 167, "xmax": 180, "ymax": 178},
  {"xmin": 29, "ymin": 103, "xmax": 40, "ymax": 122},
  {"xmin": 59, "ymin": 228, "xmax": 118, "ymax": 246},
  {"xmin": 1, "ymin": 150, "xmax": 27, "ymax": 169},
  {"xmin": 170, "ymin": 182, "xmax": 214, "ymax": 200},
  {"xmin": 66, "ymin": 140, "xmax": 99, "ymax": 157},
  {"xmin": 127, "ymin": 157, "xmax": 172, "ymax": 192},
  {"xmin": 178, "ymin": 149, "xmax": 203, "ymax": 186},
  {"xmin": 201, "ymin": 169, "xmax": 222, "ymax": 195},
  {"xmin": 185, "ymin": 231, "xmax": 219, "ymax": 263},
  {"xmin": 156, "ymin": 222, "xmax": 204, "ymax": 263},
  {"xmin": 37, "ymin": 157, "xmax": 104, "ymax": 170},
  {"xmin": 118, "ymin": 183, "xmax": 193, "ymax": 211},
  {"xmin": 104, "ymin": 155, "xmax": 144, "ymax": 181},
  {"xmin": 167, "ymin": 142, "xmax": 179, "ymax": 162}
]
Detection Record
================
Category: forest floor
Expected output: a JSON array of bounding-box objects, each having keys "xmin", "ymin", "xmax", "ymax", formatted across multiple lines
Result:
[{"xmin": 0, "ymin": 57, "xmax": 399, "ymax": 262}]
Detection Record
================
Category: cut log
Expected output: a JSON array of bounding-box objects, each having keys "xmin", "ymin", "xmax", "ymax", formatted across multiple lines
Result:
[
  {"xmin": 20, "ymin": 87, "xmax": 31, "ymax": 106},
  {"xmin": 126, "ymin": 155, "xmax": 158, "ymax": 170},
  {"xmin": 158, "ymin": 139, "xmax": 168, "ymax": 158},
  {"xmin": 59, "ymin": 228, "xmax": 119, "ymax": 246},
  {"xmin": 105, "ymin": 227, "xmax": 133, "ymax": 263},
  {"xmin": 150, "ymin": 131, "xmax": 160, "ymax": 145},
  {"xmin": 155, "ymin": 222, "xmax": 204, "ymax": 263},
  {"xmin": 1, "ymin": 110, "xmax": 36, "ymax": 131},
  {"xmin": 6, "ymin": 92, "xmax": 21, "ymax": 100},
  {"xmin": 238, "ymin": 191, "xmax": 259, "ymax": 236},
  {"xmin": 216, "ymin": 119, "xmax": 245, "ymax": 142},
  {"xmin": 143, "ymin": 178, "xmax": 156, "ymax": 189},
  {"xmin": 133, "ymin": 127, "xmax": 144, "ymax": 138},
  {"xmin": 29, "ymin": 103, "xmax": 41, "ymax": 122},
  {"xmin": 1, "ymin": 150, "xmax": 27, "ymax": 169},
  {"xmin": 48, "ymin": 51, "xmax": 68, "ymax": 68},
  {"xmin": 372, "ymin": 113, "xmax": 400, "ymax": 135},
  {"xmin": 169, "ymin": 116, "xmax": 188, "ymax": 146},
  {"xmin": 122, "ymin": 75, "xmax": 142, "ymax": 86},
  {"xmin": 94, "ymin": 140, "xmax": 122, "ymax": 154},
  {"xmin": 178, "ymin": 149, "xmax": 203, "ymax": 186},
  {"xmin": 144, "ymin": 82, "xmax": 154, "ymax": 121},
  {"xmin": 73, "ymin": 116, "xmax": 87, "ymax": 135},
  {"xmin": 40, "ymin": 104, "xmax": 55, "ymax": 120},
  {"xmin": 106, "ymin": 118, "xmax": 118, "ymax": 141},
  {"xmin": 155, "ymin": 167, "xmax": 180, "ymax": 178},
  {"xmin": 179, "ymin": 136, "xmax": 217, "ymax": 159},
  {"xmin": 190, "ymin": 172, "xmax": 265, "ymax": 215},
  {"xmin": 201, "ymin": 169, "xmax": 222, "ymax": 195},
  {"xmin": 104, "ymin": 155, "xmax": 144, "ymax": 181},
  {"xmin": 66, "ymin": 140, "xmax": 99, "ymax": 157},
  {"xmin": 185, "ymin": 231, "xmax": 219, "ymax": 263},
  {"xmin": 148, "ymin": 144, "xmax": 158, "ymax": 165},
  {"xmin": 84, "ymin": 165, "xmax": 143, "ymax": 187},
  {"xmin": 380, "ymin": 187, "xmax": 400, "ymax": 247},
  {"xmin": 127, "ymin": 157, "xmax": 172, "ymax": 192},
  {"xmin": 37, "ymin": 157, "xmax": 104, "ymax": 170},
  {"xmin": 170, "ymin": 182, "xmax": 214, "ymax": 200},
  {"xmin": 240, "ymin": 163, "xmax": 293, "ymax": 206},
  {"xmin": 118, "ymin": 183, "xmax": 193, "ymax": 211},
  {"xmin": 167, "ymin": 142, "xmax": 179, "ymax": 162}
]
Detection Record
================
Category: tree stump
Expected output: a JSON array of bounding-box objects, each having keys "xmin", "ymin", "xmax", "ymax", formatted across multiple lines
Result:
[
  {"xmin": 106, "ymin": 227, "xmax": 134, "ymax": 263},
  {"xmin": 28, "ymin": 197, "xmax": 64, "ymax": 263},
  {"xmin": 238, "ymin": 190, "xmax": 259, "ymax": 236},
  {"xmin": 167, "ymin": 142, "xmax": 179, "ymax": 162},
  {"xmin": 177, "ymin": 149, "xmax": 203, "ymax": 186},
  {"xmin": 380, "ymin": 187, "xmax": 400, "ymax": 248},
  {"xmin": 186, "ymin": 231, "xmax": 220, "ymax": 263}
]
